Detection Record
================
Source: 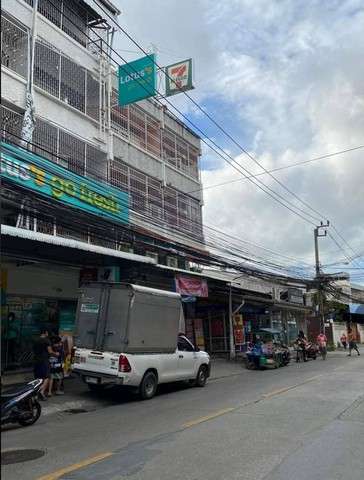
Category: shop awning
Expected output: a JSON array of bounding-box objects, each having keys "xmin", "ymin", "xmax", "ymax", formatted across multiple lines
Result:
[{"xmin": 1, "ymin": 225, "xmax": 156, "ymax": 265}]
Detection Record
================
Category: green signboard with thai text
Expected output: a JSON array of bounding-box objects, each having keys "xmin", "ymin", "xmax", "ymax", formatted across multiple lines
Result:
[
  {"xmin": 1, "ymin": 141, "xmax": 129, "ymax": 224},
  {"xmin": 118, "ymin": 55, "xmax": 157, "ymax": 106}
]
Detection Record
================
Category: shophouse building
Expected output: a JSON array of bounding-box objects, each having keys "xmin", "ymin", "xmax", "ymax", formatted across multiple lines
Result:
[{"xmin": 1, "ymin": 0, "xmax": 205, "ymax": 372}]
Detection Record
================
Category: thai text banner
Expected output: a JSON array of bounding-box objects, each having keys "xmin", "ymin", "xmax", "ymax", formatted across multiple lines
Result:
[{"xmin": 1, "ymin": 141, "xmax": 129, "ymax": 224}]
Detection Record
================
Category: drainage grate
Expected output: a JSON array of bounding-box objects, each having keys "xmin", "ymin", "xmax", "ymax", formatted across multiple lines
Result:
[
  {"xmin": 1, "ymin": 449, "xmax": 45, "ymax": 465},
  {"xmin": 64, "ymin": 408, "xmax": 88, "ymax": 414}
]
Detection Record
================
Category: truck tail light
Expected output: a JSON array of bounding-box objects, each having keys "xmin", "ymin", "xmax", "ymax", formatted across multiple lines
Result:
[{"xmin": 118, "ymin": 355, "xmax": 131, "ymax": 372}]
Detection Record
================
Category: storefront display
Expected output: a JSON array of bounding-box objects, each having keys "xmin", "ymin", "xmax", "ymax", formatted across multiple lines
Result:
[{"xmin": 1, "ymin": 296, "xmax": 77, "ymax": 371}]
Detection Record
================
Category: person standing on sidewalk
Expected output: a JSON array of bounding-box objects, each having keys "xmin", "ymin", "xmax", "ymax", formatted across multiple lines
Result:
[
  {"xmin": 33, "ymin": 328, "xmax": 59, "ymax": 400},
  {"xmin": 48, "ymin": 336, "xmax": 65, "ymax": 396},
  {"xmin": 347, "ymin": 328, "xmax": 360, "ymax": 356}
]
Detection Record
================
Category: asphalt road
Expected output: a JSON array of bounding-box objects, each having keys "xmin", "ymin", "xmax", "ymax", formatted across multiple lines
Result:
[{"xmin": 2, "ymin": 352, "xmax": 364, "ymax": 480}]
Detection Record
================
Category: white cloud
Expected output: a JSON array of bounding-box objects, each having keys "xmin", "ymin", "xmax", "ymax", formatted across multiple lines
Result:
[{"xmin": 116, "ymin": 0, "xmax": 364, "ymax": 277}]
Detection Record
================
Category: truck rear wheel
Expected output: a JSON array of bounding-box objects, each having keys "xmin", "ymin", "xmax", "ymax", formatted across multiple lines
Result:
[
  {"xmin": 195, "ymin": 366, "xmax": 208, "ymax": 387},
  {"xmin": 139, "ymin": 371, "xmax": 158, "ymax": 400}
]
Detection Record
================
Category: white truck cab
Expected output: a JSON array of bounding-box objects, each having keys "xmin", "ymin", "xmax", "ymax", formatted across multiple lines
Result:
[{"xmin": 72, "ymin": 283, "xmax": 210, "ymax": 399}]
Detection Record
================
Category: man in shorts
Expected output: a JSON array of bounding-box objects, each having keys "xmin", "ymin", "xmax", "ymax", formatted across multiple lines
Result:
[{"xmin": 33, "ymin": 328, "xmax": 59, "ymax": 400}]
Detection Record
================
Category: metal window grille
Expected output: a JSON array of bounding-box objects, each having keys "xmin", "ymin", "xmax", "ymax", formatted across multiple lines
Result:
[
  {"xmin": 34, "ymin": 41, "xmax": 60, "ymax": 97},
  {"xmin": 86, "ymin": 72, "xmax": 99, "ymax": 121},
  {"xmin": 1, "ymin": 106, "xmax": 23, "ymax": 145},
  {"xmin": 189, "ymin": 146, "xmax": 199, "ymax": 178},
  {"xmin": 162, "ymin": 129, "xmax": 177, "ymax": 167},
  {"xmin": 129, "ymin": 167, "xmax": 147, "ymax": 213},
  {"xmin": 109, "ymin": 158, "xmax": 129, "ymax": 191},
  {"xmin": 129, "ymin": 105, "xmax": 146, "ymax": 151},
  {"xmin": 147, "ymin": 177, "xmax": 163, "ymax": 219},
  {"xmin": 38, "ymin": 0, "xmax": 61, "ymax": 29},
  {"xmin": 86, "ymin": 144, "xmax": 106, "ymax": 181},
  {"xmin": 60, "ymin": 55, "xmax": 86, "ymax": 112},
  {"xmin": 1, "ymin": 16, "xmax": 29, "ymax": 78},
  {"xmin": 62, "ymin": 0, "xmax": 88, "ymax": 47},
  {"xmin": 32, "ymin": 117, "xmax": 58, "ymax": 161},
  {"xmin": 176, "ymin": 137, "xmax": 189, "ymax": 175},
  {"xmin": 146, "ymin": 115, "xmax": 161, "ymax": 158},
  {"xmin": 111, "ymin": 90, "xmax": 129, "ymax": 138},
  {"xmin": 33, "ymin": 39, "xmax": 99, "ymax": 120},
  {"xmin": 164, "ymin": 187, "xmax": 178, "ymax": 227},
  {"xmin": 59, "ymin": 130, "xmax": 86, "ymax": 176}
]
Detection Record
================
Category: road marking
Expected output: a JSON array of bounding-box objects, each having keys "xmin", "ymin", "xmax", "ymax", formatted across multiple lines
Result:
[
  {"xmin": 182, "ymin": 407, "xmax": 235, "ymax": 428},
  {"xmin": 262, "ymin": 375, "xmax": 322, "ymax": 399},
  {"xmin": 36, "ymin": 452, "xmax": 113, "ymax": 480}
]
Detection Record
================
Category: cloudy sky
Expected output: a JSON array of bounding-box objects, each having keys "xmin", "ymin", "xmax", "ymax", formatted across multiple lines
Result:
[{"xmin": 114, "ymin": 0, "xmax": 364, "ymax": 281}]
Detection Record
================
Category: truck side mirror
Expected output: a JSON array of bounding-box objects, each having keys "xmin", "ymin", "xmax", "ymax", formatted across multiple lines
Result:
[{"xmin": 195, "ymin": 346, "xmax": 200, "ymax": 352}]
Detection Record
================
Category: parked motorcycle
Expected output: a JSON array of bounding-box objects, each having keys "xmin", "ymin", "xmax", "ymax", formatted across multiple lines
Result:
[
  {"xmin": 1, "ymin": 379, "xmax": 43, "ymax": 427},
  {"xmin": 294, "ymin": 341, "xmax": 318, "ymax": 362}
]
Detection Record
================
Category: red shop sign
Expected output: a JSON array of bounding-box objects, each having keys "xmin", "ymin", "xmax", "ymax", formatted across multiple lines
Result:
[{"xmin": 175, "ymin": 275, "xmax": 208, "ymax": 298}]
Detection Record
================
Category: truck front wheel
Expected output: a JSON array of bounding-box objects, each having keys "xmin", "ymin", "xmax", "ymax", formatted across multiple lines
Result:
[
  {"xmin": 139, "ymin": 371, "xmax": 158, "ymax": 400},
  {"xmin": 195, "ymin": 365, "xmax": 208, "ymax": 387}
]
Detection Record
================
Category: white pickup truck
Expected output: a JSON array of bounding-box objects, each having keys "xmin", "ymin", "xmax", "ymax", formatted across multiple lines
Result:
[
  {"xmin": 73, "ymin": 335, "xmax": 210, "ymax": 399},
  {"xmin": 72, "ymin": 283, "xmax": 210, "ymax": 399}
]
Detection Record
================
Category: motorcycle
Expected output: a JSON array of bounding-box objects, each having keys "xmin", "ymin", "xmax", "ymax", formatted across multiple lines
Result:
[
  {"xmin": 1, "ymin": 379, "xmax": 43, "ymax": 427},
  {"xmin": 294, "ymin": 341, "xmax": 318, "ymax": 362}
]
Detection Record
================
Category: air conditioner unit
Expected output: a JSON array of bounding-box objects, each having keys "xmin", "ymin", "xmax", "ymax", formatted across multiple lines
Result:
[
  {"xmin": 166, "ymin": 256, "xmax": 178, "ymax": 268},
  {"xmin": 146, "ymin": 251, "xmax": 159, "ymax": 262}
]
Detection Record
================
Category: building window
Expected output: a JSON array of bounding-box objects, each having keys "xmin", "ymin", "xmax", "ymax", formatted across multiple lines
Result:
[
  {"xmin": 1, "ymin": 15, "xmax": 28, "ymax": 78},
  {"xmin": 60, "ymin": 55, "xmax": 86, "ymax": 112},
  {"xmin": 108, "ymin": 156, "xmax": 203, "ymax": 238},
  {"xmin": 34, "ymin": 41, "xmax": 60, "ymax": 97},
  {"xmin": 59, "ymin": 130, "xmax": 86, "ymax": 176}
]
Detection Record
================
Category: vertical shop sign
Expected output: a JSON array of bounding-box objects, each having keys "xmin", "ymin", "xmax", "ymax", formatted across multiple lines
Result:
[
  {"xmin": 194, "ymin": 318, "xmax": 205, "ymax": 350},
  {"xmin": 233, "ymin": 314, "xmax": 244, "ymax": 347}
]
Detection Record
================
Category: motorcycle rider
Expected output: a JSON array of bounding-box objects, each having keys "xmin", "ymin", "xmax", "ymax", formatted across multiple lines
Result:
[{"xmin": 296, "ymin": 330, "xmax": 308, "ymax": 362}]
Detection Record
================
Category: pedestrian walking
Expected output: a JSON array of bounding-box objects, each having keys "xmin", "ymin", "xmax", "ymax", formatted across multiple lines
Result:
[
  {"xmin": 347, "ymin": 329, "xmax": 360, "ymax": 357},
  {"xmin": 48, "ymin": 336, "xmax": 65, "ymax": 396},
  {"xmin": 33, "ymin": 328, "xmax": 58, "ymax": 400},
  {"xmin": 317, "ymin": 332, "xmax": 327, "ymax": 359},
  {"xmin": 340, "ymin": 333, "xmax": 347, "ymax": 350}
]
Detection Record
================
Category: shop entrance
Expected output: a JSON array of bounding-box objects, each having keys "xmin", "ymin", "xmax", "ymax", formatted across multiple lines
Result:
[{"xmin": 1, "ymin": 298, "xmax": 77, "ymax": 372}]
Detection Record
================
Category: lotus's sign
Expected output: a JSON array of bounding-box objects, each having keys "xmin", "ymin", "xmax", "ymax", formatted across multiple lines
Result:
[{"xmin": 118, "ymin": 55, "xmax": 157, "ymax": 106}]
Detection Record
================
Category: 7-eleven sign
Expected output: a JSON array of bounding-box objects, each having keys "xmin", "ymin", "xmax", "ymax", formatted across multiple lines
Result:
[{"xmin": 165, "ymin": 59, "xmax": 193, "ymax": 97}]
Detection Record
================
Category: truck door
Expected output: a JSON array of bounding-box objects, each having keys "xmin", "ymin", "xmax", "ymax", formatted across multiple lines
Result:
[{"xmin": 177, "ymin": 336, "xmax": 197, "ymax": 380}]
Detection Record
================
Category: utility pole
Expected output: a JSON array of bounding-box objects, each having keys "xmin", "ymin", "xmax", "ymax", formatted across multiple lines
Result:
[{"xmin": 314, "ymin": 221, "xmax": 330, "ymax": 333}]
